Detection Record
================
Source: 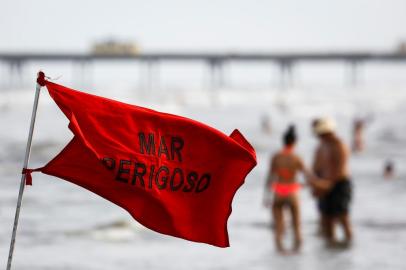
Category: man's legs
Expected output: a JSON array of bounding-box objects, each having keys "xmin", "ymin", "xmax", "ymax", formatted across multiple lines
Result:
[
  {"xmin": 325, "ymin": 216, "xmax": 336, "ymax": 245},
  {"xmin": 338, "ymin": 213, "xmax": 353, "ymax": 244}
]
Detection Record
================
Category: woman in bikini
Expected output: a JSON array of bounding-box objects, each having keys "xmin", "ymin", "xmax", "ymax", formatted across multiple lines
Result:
[{"xmin": 264, "ymin": 125, "xmax": 312, "ymax": 253}]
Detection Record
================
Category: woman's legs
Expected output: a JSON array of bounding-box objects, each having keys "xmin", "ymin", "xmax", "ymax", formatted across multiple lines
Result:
[
  {"xmin": 289, "ymin": 195, "xmax": 302, "ymax": 251},
  {"xmin": 272, "ymin": 201, "xmax": 285, "ymax": 252}
]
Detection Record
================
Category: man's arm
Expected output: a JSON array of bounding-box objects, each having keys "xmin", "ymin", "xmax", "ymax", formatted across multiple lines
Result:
[
  {"xmin": 299, "ymin": 153, "xmax": 333, "ymax": 194},
  {"xmin": 312, "ymin": 146, "xmax": 322, "ymax": 177}
]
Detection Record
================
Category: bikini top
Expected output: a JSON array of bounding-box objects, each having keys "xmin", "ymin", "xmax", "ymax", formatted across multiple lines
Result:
[{"xmin": 276, "ymin": 146, "xmax": 296, "ymax": 180}]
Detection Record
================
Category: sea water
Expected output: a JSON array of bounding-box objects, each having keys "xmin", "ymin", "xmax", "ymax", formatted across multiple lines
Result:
[{"xmin": 0, "ymin": 69, "xmax": 406, "ymax": 269}]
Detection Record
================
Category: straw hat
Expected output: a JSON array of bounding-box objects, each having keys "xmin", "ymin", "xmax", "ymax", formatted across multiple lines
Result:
[{"xmin": 313, "ymin": 117, "xmax": 336, "ymax": 135}]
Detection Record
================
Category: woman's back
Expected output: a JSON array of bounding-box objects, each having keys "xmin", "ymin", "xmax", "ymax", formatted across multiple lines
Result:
[{"xmin": 272, "ymin": 149, "xmax": 303, "ymax": 184}]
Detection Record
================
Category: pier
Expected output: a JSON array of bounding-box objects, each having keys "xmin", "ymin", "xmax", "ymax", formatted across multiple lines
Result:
[{"xmin": 1, "ymin": 51, "xmax": 406, "ymax": 89}]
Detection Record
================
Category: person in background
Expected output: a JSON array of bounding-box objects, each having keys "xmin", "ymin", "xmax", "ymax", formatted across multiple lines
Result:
[
  {"xmin": 383, "ymin": 159, "xmax": 395, "ymax": 179},
  {"xmin": 352, "ymin": 118, "xmax": 365, "ymax": 153},
  {"xmin": 264, "ymin": 125, "xmax": 312, "ymax": 253},
  {"xmin": 312, "ymin": 118, "xmax": 353, "ymax": 247},
  {"xmin": 260, "ymin": 114, "xmax": 272, "ymax": 135}
]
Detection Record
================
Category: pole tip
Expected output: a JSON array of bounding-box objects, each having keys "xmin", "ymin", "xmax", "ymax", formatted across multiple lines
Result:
[{"xmin": 37, "ymin": 71, "xmax": 46, "ymax": 86}]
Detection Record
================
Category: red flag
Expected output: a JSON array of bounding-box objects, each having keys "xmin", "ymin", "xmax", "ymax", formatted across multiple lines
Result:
[{"xmin": 35, "ymin": 81, "xmax": 256, "ymax": 247}]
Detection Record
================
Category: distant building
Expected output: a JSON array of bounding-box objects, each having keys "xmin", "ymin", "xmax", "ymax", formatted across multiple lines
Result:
[{"xmin": 91, "ymin": 39, "xmax": 139, "ymax": 55}]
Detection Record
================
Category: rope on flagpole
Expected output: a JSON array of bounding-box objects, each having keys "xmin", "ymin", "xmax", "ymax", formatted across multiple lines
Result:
[{"xmin": 6, "ymin": 71, "xmax": 46, "ymax": 270}]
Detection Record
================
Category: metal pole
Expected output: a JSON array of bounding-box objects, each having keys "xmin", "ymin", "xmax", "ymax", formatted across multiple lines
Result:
[{"xmin": 6, "ymin": 81, "xmax": 42, "ymax": 270}]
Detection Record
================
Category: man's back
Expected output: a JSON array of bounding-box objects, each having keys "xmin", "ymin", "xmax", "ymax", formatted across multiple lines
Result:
[{"xmin": 313, "ymin": 135, "xmax": 349, "ymax": 182}]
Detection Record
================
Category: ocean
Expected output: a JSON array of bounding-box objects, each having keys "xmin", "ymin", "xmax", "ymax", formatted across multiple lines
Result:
[{"xmin": 1, "ymin": 64, "xmax": 406, "ymax": 269}]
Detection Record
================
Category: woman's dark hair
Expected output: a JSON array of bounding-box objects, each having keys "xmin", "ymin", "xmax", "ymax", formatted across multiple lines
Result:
[{"xmin": 283, "ymin": 125, "xmax": 297, "ymax": 146}]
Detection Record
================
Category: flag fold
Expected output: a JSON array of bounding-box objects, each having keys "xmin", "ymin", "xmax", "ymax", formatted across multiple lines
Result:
[{"xmin": 37, "ymin": 81, "xmax": 256, "ymax": 247}]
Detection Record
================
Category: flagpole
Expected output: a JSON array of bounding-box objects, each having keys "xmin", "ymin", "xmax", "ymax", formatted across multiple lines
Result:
[{"xmin": 6, "ymin": 72, "xmax": 45, "ymax": 270}]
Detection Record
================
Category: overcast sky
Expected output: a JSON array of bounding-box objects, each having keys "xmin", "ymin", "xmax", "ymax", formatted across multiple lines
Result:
[{"xmin": 1, "ymin": 0, "xmax": 406, "ymax": 52}]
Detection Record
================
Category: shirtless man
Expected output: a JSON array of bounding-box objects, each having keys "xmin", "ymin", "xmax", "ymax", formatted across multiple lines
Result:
[
  {"xmin": 312, "ymin": 118, "xmax": 353, "ymax": 246},
  {"xmin": 265, "ymin": 125, "xmax": 312, "ymax": 252}
]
